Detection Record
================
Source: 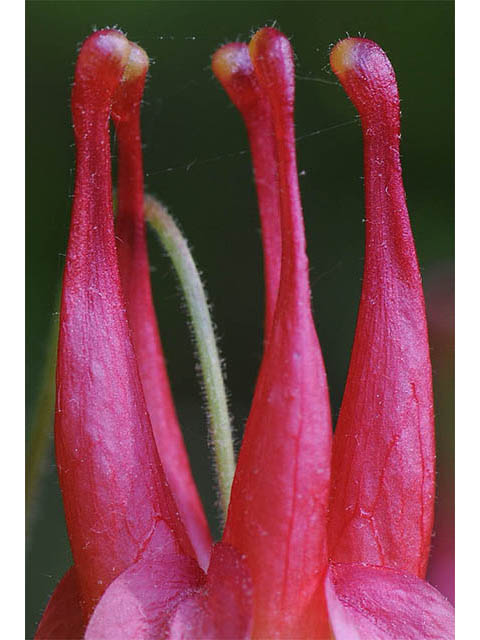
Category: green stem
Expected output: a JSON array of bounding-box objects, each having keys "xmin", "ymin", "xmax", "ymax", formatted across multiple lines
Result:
[
  {"xmin": 145, "ymin": 195, "xmax": 235, "ymax": 525},
  {"xmin": 26, "ymin": 299, "xmax": 59, "ymax": 535}
]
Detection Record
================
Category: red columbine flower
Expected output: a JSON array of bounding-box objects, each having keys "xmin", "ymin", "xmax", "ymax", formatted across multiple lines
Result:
[{"xmin": 35, "ymin": 27, "xmax": 453, "ymax": 640}]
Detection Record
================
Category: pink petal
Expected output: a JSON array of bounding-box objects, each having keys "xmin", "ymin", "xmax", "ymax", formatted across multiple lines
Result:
[
  {"xmin": 85, "ymin": 521, "xmax": 204, "ymax": 640},
  {"xmin": 223, "ymin": 28, "xmax": 331, "ymax": 638},
  {"xmin": 112, "ymin": 41, "xmax": 211, "ymax": 569},
  {"xmin": 326, "ymin": 562, "xmax": 454, "ymax": 640},
  {"xmin": 35, "ymin": 567, "xmax": 85, "ymax": 639},
  {"xmin": 328, "ymin": 38, "xmax": 435, "ymax": 577},
  {"xmin": 168, "ymin": 543, "xmax": 253, "ymax": 639}
]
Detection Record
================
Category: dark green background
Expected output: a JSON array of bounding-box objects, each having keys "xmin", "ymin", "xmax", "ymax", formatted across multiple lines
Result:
[{"xmin": 26, "ymin": 1, "xmax": 454, "ymax": 635}]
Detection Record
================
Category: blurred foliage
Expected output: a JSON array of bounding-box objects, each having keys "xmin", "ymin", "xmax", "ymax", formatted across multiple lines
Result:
[{"xmin": 26, "ymin": 1, "xmax": 454, "ymax": 635}]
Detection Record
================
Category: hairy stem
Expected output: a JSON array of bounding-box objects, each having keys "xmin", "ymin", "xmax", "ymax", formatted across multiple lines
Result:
[{"xmin": 145, "ymin": 194, "xmax": 235, "ymax": 525}]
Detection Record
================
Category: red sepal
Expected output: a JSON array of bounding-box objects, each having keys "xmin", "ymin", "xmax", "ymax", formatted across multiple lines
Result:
[
  {"xmin": 325, "ymin": 563, "xmax": 454, "ymax": 639},
  {"xmin": 84, "ymin": 529, "xmax": 252, "ymax": 640},
  {"xmin": 84, "ymin": 522, "xmax": 204, "ymax": 639}
]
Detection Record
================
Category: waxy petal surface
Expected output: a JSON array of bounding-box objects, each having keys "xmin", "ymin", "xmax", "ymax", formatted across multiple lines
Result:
[
  {"xmin": 328, "ymin": 38, "xmax": 435, "ymax": 577},
  {"xmin": 85, "ymin": 528, "xmax": 252, "ymax": 640},
  {"xmin": 223, "ymin": 29, "xmax": 332, "ymax": 638},
  {"xmin": 112, "ymin": 42, "xmax": 211, "ymax": 569},
  {"xmin": 326, "ymin": 563, "xmax": 454, "ymax": 639},
  {"xmin": 85, "ymin": 521, "xmax": 204, "ymax": 640},
  {"xmin": 169, "ymin": 544, "xmax": 253, "ymax": 639},
  {"xmin": 35, "ymin": 567, "xmax": 85, "ymax": 640},
  {"xmin": 212, "ymin": 42, "xmax": 281, "ymax": 339},
  {"xmin": 56, "ymin": 30, "xmax": 193, "ymax": 617}
]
